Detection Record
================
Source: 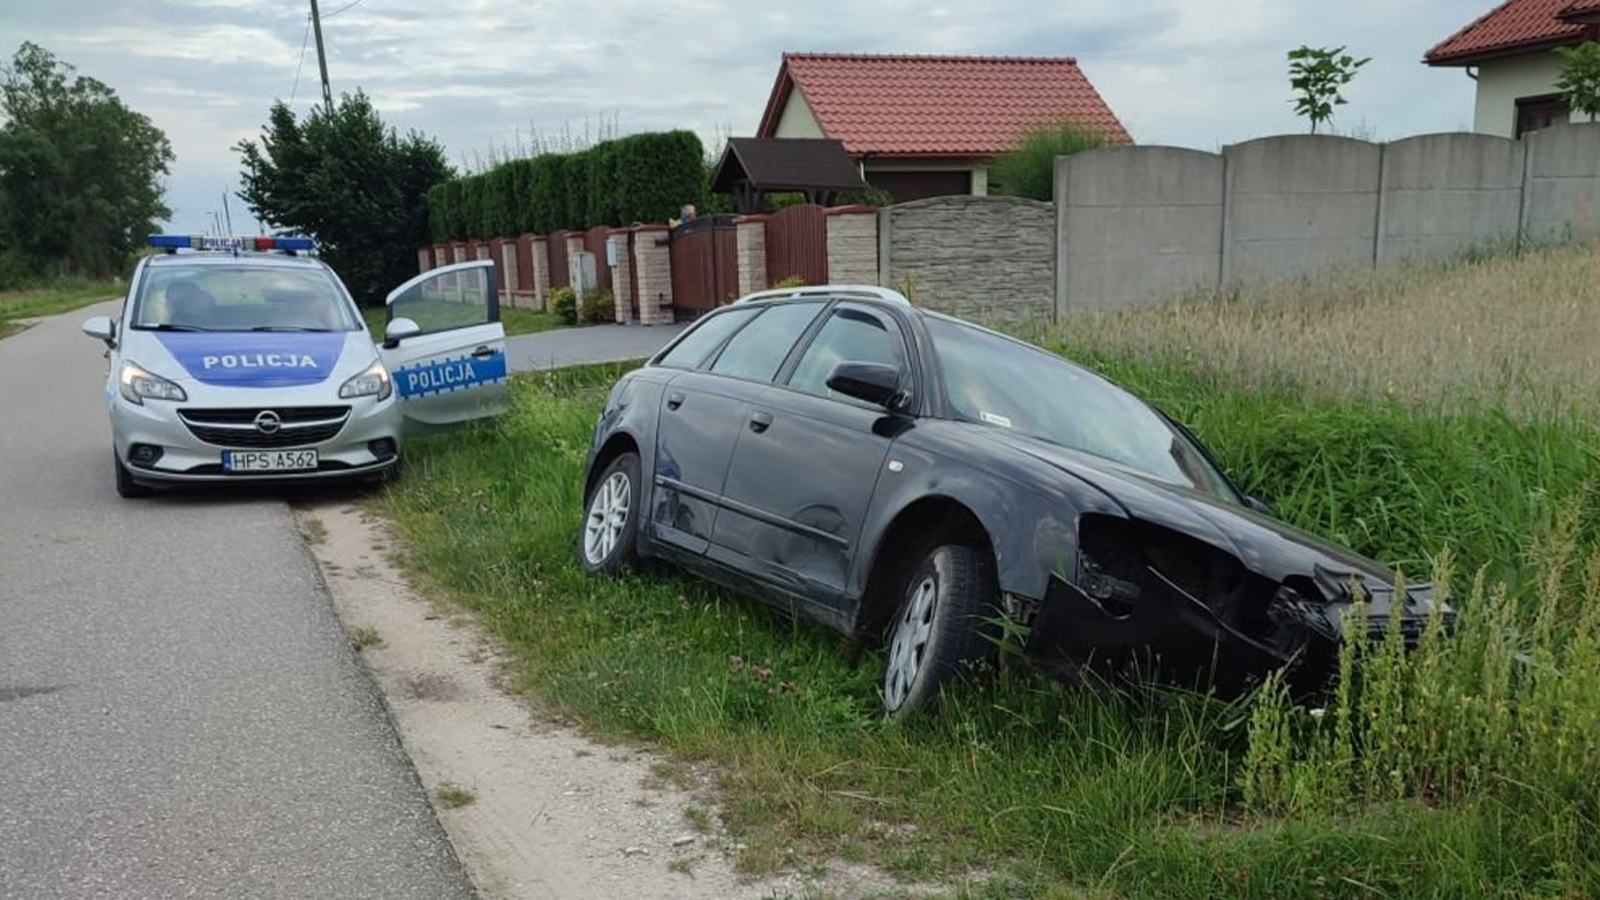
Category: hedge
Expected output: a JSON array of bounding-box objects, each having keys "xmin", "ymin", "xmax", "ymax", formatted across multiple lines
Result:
[{"xmin": 425, "ymin": 130, "xmax": 708, "ymax": 241}]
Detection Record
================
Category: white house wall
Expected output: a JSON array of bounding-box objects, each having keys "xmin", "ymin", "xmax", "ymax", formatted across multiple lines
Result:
[
  {"xmin": 773, "ymin": 89, "xmax": 825, "ymax": 139},
  {"xmin": 1475, "ymin": 52, "xmax": 1580, "ymax": 137}
]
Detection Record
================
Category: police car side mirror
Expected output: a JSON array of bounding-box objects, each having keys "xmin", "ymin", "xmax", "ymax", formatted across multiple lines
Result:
[
  {"xmin": 383, "ymin": 317, "xmax": 421, "ymax": 349},
  {"xmin": 82, "ymin": 316, "xmax": 116, "ymax": 347}
]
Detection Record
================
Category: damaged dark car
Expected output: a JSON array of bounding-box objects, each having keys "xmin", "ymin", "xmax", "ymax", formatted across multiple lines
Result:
[{"xmin": 578, "ymin": 286, "xmax": 1446, "ymax": 715}]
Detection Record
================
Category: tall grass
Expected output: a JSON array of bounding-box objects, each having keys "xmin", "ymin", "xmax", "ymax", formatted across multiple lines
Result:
[{"xmin": 383, "ymin": 248, "xmax": 1600, "ymax": 898}]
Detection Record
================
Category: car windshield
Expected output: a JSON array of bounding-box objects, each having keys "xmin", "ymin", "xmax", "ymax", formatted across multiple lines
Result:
[
  {"xmin": 131, "ymin": 264, "xmax": 360, "ymax": 332},
  {"xmin": 926, "ymin": 317, "xmax": 1239, "ymax": 501}
]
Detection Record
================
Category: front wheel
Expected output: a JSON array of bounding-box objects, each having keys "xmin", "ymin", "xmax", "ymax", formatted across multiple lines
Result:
[
  {"xmin": 579, "ymin": 452, "xmax": 641, "ymax": 575},
  {"xmin": 882, "ymin": 543, "xmax": 998, "ymax": 717},
  {"xmin": 114, "ymin": 452, "xmax": 153, "ymax": 499}
]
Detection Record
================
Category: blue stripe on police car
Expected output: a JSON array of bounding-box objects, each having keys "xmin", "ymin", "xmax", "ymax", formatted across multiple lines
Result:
[{"xmin": 394, "ymin": 350, "xmax": 507, "ymax": 399}]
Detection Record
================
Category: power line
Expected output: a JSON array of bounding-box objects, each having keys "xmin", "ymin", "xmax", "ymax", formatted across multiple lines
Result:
[
  {"xmin": 288, "ymin": 14, "xmax": 311, "ymax": 104},
  {"xmin": 322, "ymin": 0, "xmax": 370, "ymax": 18}
]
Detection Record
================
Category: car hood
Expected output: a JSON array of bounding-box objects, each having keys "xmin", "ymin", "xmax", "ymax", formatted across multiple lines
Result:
[
  {"xmin": 972, "ymin": 426, "xmax": 1419, "ymax": 607},
  {"xmin": 129, "ymin": 330, "xmax": 367, "ymax": 388}
]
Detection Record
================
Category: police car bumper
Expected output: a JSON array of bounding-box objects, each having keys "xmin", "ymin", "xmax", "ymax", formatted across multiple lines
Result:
[{"xmin": 111, "ymin": 392, "xmax": 401, "ymax": 483}]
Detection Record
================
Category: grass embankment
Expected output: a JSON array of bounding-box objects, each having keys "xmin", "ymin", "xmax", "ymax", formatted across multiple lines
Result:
[
  {"xmin": 0, "ymin": 279, "xmax": 122, "ymax": 339},
  {"xmin": 383, "ymin": 246, "xmax": 1600, "ymax": 899},
  {"xmin": 361, "ymin": 305, "xmax": 566, "ymax": 342}
]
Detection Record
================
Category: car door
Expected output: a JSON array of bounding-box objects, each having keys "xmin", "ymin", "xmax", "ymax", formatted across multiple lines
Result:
[
  {"xmin": 378, "ymin": 260, "xmax": 508, "ymax": 432},
  {"xmin": 710, "ymin": 303, "xmax": 912, "ymax": 608},
  {"xmin": 647, "ymin": 306, "xmax": 764, "ymax": 554}
]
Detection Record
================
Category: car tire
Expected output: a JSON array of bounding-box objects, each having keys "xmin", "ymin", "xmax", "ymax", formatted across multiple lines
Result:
[
  {"xmin": 114, "ymin": 452, "xmax": 153, "ymax": 499},
  {"xmin": 579, "ymin": 452, "xmax": 641, "ymax": 575},
  {"xmin": 882, "ymin": 543, "xmax": 998, "ymax": 717}
]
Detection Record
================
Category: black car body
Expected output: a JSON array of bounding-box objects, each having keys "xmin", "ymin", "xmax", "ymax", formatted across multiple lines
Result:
[{"xmin": 579, "ymin": 286, "xmax": 1441, "ymax": 708}]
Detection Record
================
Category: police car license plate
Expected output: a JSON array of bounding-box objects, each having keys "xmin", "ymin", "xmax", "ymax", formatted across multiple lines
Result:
[{"xmin": 223, "ymin": 450, "xmax": 318, "ymax": 472}]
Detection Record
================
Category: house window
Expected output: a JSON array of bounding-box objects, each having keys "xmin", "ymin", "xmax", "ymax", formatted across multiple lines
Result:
[{"xmin": 1516, "ymin": 94, "xmax": 1571, "ymax": 138}]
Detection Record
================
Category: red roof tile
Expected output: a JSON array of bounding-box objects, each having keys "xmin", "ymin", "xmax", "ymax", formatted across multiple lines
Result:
[
  {"xmin": 757, "ymin": 53, "xmax": 1130, "ymax": 158},
  {"xmin": 1426, "ymin": 0, "xmax": 1599, "ymax": 65}
]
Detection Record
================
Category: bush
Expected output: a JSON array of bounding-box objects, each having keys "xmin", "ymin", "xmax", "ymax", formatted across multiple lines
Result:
[
  {"xmin": 580, "ymin": 287, "xmax": 615, "ymax": 324},
  {"xmin": 530, "ymin": 155, "xmax": 566, "ymax": 235},
  {"xmin": 562, "ymin": 150, "xmax": 590, "ymax": 232},
  {"xmin": 614, "ymin": 130, "xmax": 705, "ymax": 223},
  {"xmin": 548, "ymin": 285, "xmax": 577, "ymax": 324},
  {"xmin": 990, "ymin": 120, "xmax": 1105, "ymax": 201}
]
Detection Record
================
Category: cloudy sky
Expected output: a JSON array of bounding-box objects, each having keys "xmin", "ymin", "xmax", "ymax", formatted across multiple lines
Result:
[{"xmin": 5, "ymin": 0, "xmax": 1480, "ymax": 234}]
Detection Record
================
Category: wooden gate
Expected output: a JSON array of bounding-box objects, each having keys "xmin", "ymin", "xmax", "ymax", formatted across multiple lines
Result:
[
  {"xmin": 583, "ymin": 226, "xmax": 613, "ymax": 292},
  {"xmin": 765, "ymin": 203, "xmax": 828, "ymax": 285},
  {"xmin": 547, "ymin": 231, "xmax": 571, "ymax": 290},
  {"xmin": 669, "ymin": 215, "xmax": 738, "ymax": 314}
]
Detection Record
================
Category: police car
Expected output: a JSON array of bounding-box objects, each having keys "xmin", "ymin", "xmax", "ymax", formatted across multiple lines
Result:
[{"xmin": 82, "ymin": 235, "xmax": 509, "ymax": 497}]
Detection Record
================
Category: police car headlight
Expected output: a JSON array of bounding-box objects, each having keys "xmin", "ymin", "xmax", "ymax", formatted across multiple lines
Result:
[
  {"xmin": 338, "ymin": 361, "xmax": 391, "ymax": 401},
  {"xmin": 119, "ymin": 360, "xmax": 187, "ymax": 405}
]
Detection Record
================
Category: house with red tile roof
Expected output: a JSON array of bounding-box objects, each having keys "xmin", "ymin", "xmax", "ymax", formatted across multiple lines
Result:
[
  {"xmin": 1426, "ymin": 0, "xmax": 1600, "ymax": 137},
  {"xmin": 755, "ymin": 53, "xmax": 1130, "ymax": 203}
]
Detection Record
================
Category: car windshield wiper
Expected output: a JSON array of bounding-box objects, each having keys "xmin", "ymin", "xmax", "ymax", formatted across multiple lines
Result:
[
  {"xmin": 247, "ymin": 326, "xmax": 335, "ymax": 332},
  {"xmin": 140, "ymin": 323, "xmax": 215, "ymax": 332}
]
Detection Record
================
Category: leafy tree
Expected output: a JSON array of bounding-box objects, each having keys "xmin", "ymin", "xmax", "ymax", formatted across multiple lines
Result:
[
  {"xmin": 0, "ymin": 42, "xmax": 173, "ymax": 280},
  {"xmin": 236, "ymin": 91, "xmax": 449, "ymax": 306},
  {"xmin": 1555, "ymin": 41, "xmax": 1600, "ymax": 122},
  {"xmin": 990, "ymin": 121, "xmax": 1105, "ymax": 201},
  {"xmin": 1288, "ymin": 45, "xmax": 1371, "ymax": 135}
]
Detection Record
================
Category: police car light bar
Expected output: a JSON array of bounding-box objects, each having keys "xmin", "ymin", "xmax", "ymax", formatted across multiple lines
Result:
[{"xmin": 147, "ymin": 235, "xmax": 315, "ymax": 253}]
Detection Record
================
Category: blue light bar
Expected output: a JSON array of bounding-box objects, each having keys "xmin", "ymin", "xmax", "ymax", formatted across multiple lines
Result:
[
  {"xmin": 276, "ymin": 237, "xmax": 315, "ymax": 251},
  {"xmin": 148, "ymin": 234, "xmax": 195, "ymax": 249},
  {"xmin": 146, "ymin": 234, "xmax": 316, "ymax": 253}
]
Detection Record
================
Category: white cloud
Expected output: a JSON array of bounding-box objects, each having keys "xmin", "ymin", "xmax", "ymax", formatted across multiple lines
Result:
[{"xmin": 5, "ymin": 0, "xmax": 1480, "ymax": 232}]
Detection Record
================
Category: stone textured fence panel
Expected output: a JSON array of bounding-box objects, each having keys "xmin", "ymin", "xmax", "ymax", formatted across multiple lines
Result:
[
  {"xmin": 1056, "ymin": 146, "xmax": 1223, "ymax": 312},
  {"xmin": 881, "ymin": 196, "xmax": 1054, "ymax": 321},
  {"xmin": 1223, "ymin": 135, "xmax": 1382, "ymax": 285},
  {"xmin": 1379, "ymin": 133, "xmax": 1524, "ymax": 264}
]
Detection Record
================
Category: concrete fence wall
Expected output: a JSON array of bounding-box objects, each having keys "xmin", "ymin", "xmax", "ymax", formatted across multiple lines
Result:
[
  {"xmin": 880, "ymin": 196, "xmax": 1055, "ymax": 322},
  {"xmin": 1057, "ymin": 124, "xmax": 1600, "ymax": 312}
]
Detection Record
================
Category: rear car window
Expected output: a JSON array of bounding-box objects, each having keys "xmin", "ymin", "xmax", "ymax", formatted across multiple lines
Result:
[
  {"xmin": 655, "ymin": 308, "xmax": 760, "ymax": 369},
  {"xmin": 132, "ymin": 264, "xmax": 360, "ymax": 332},
  {"xmin": 708, "ymin": 303, "xmax": 823, "ymax": 382}
]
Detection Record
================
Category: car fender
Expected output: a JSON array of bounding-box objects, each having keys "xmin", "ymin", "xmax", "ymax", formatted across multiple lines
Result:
[{"xmin": 584, "ymin": 371, "xmax": 672, "ymax": 546}]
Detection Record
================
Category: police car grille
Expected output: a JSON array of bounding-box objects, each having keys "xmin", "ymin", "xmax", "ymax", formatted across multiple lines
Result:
[{"xmin": 179, "ymin": 406, "xmax": 351, "ymax": 448}]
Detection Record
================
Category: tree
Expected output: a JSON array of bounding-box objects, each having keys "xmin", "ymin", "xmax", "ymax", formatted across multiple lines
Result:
[
  {"xmin": 0, "ymin": 42, "xmax": 173, "ymax": 280},
  {"xmin": 1288, "ymin": 46, "xmax": 1371, "ymax": 135},
  {"xmin": 236, "ymin": 91, "xmax": 449, "ymax": 306},
  {"xmin": 1555, "ymin": 41, "xmax": 1600, "ymax": 122},
  {"xmin": 990, "ymin": 121, "xmax": 1105, "ymax": 201}
]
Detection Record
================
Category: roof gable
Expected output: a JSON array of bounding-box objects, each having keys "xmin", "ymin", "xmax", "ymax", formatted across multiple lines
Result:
[
  {"xmin": 756, "ymin": 53, "xmax": 1131, "ymax": 158},
  {"xmin": 1426, "ymin": 0, "xmax": 1600, "ymax": 65},
  {"xmin": 709, "ymin": 138, "xmax": 866, "ymax": 195}
]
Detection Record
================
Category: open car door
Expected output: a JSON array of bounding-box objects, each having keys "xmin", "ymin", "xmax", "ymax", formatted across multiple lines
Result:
[{"xmin": 379, "ymin": 259, "xmax": 509, "ymax": 433}]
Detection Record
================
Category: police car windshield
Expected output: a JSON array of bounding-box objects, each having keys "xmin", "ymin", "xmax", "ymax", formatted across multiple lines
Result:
[{"xmin": 131, "ymin": 265, "xmax": 360, "ymax": 332}]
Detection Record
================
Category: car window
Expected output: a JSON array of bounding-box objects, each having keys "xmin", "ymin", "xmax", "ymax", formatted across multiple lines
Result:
[
  {"xmin": 708, "ymin": 303, "xmax": 823, "ymax": 382},
  {"xmin": 926, "ymin": 317, "xmax": 1239, "ymax": 501},
  {"xmin": 388, "ymin": 265, "xmax": 495, "ymax": 336},
  {"xmin": 787, "ymin": 304, "xmax": 906, "ymax": 403},
  {"xmin": 131, "ymin": 265, "xmax": 360, "ymax": 332},
  {"xmin": 655, "ymin": 308, "xmax": 760, "ymax": 369}
]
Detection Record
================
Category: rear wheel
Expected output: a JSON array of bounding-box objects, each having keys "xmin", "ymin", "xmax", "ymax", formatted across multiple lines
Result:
[
  {"xmin": 579, "ymin": 452, "xmax": 641, "ymax": 575},
  {"xmin": 882, "ymin": 543, "xmax": 998, "ymax": 717},
  {"xmin": 114, "ymin": 452, "xmax": 153, "ymax": 499}
]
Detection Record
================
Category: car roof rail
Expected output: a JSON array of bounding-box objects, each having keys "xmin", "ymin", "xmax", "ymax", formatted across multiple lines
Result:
[{"xmin": 733, "ymin": 284, "xmax": 911, "ymax": 307}]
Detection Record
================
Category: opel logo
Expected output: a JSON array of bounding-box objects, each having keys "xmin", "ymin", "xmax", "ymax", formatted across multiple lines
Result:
[{"xmin": 254, "ymin": 410, "xmax": 282, "ymax": 435}]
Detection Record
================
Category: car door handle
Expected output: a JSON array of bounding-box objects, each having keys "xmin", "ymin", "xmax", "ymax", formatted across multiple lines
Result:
[
  {"xmin": 666, "ymin": 392, "xmax": 685, "ymax": 411},
  {"xmin": 470, "ymin": 345, "xmax": 496, "ymax": 359},
  {"xmin": 749, "ymin": 411, "xmax": 773, "ymax": 433}
]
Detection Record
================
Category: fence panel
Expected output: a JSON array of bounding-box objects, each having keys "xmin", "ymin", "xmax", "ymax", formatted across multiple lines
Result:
[
  {"xmin": 547, "ymin": 231, "xmax": 571, "ymax": 290},
  {"xmin": 764, "ymin": 203, "xmax": 828, "ymax": 285},
  {"xmin": 669, "ymin": 216, "xmax": 738, "ymax": 312}
]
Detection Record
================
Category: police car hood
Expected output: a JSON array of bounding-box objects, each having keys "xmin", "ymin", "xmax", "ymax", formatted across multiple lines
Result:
[{"xmin": 136, "ymin": 329, "xmax": 373, "ymax": 388}]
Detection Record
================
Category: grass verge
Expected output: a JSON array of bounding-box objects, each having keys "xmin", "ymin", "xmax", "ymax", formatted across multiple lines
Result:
[
  {"xmin": 380, "ymin": 249, "xmax": 1600, "ymax": 898},
  {"xmin": 362, "ymin": 305, "xmax": 567, "ymax": 341},
  {"xmin": 0, "ymin": 280, "xmax": 122, "ymax": 339}
]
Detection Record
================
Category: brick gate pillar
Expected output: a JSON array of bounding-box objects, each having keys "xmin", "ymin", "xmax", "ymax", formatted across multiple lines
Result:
[
  {"xmin": 825, "ymin": 206, "xmax": 879, "ymax": 285},
  {"xmin": 631, "ymin": 225, "xmax": 673, "ymax": 325},
  {"xmin": 735, "ymin": 215, "xmax": 768, "ymax": 297}
]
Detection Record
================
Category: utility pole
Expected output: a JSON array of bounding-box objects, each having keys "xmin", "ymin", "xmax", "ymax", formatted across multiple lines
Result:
[
  {"xmin": 308, "ymin": 0, "xmax": 333, "ymax": 114},
  {"xmin": 221, "ymin": 190, "xmax": 235, "ymax": 236}
]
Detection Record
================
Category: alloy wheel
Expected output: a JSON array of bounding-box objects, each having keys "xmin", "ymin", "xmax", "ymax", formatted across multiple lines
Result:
[
  {"xmin": 884, "ymin": 574, "xmax": 938, "ymax": 711},
  {"xmin": 583, "ymin": 471, "xmax": 631, "ymax": 565}
]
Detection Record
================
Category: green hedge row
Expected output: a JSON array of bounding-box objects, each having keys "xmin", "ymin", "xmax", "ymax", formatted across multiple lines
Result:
[{"xmin": 426, "ymin": 130, "xmax": 706, "ymax": 241}]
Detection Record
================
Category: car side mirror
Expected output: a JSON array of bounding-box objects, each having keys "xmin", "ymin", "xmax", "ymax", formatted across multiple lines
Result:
[
  {"xmin": 1244, "ymin": 495, "xmax": 1277, "ymax": 518},
  {"xmin": 825, "ymin": 361, "xmax": 904, "ymax": 409},
  {"xmin": 82, "ymin": 315, "xmax": 116, "ymax": 346},
  {"xmin": 384, "ymin": 316, "xmax": 421, "ymax": 348}
]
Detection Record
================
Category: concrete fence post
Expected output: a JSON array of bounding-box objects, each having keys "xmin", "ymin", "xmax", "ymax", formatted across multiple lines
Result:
[
  {"xmin": 734, "ymin": 215, "xmax": 768, "ymax": 296},
  {"xmin": 496, "ymin": 238, "xmax": 520, "ymax": 307},
  {"xmin": 824, "ymin": 206, "xmax": 879, "ymax": 285},
  {"xmin": 631, "ymin": 225, "xmax": 674, "ymax": 325},
  {"xmin": 609, "ymin": 228, "xmax": 634, "ymax": 323}
]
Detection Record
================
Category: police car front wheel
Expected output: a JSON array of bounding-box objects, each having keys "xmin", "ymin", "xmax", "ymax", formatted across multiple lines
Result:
[
  {"xmin": 114, "ymin": 452, "xmax": 153, "ymax": 499},
  {"xmin": 579, "ymin": 452, "xmax": 640, "ymax": 575}
]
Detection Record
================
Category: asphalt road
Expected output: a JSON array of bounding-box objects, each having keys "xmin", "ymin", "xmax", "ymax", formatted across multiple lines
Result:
[
  {"xmin": 505, "ymin": 321, "xmax": 685, "ymax": 371},
  {"xmin": 0, "ymin": 302, "xmax": 477, "ymax": 899}
]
